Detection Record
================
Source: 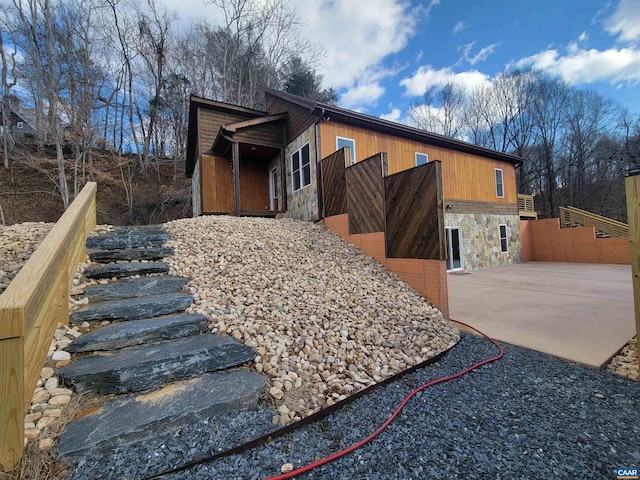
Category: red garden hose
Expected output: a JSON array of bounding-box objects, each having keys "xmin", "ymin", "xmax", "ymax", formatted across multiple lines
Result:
[{"xmin": 264, "ymin": 319, "xmax": 504, "ymax": 480}]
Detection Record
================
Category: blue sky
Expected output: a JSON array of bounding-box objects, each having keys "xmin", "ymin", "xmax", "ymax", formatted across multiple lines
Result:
[{"xmin": 173, "ymin": 0, "xmax": 640, "ymax": 120}]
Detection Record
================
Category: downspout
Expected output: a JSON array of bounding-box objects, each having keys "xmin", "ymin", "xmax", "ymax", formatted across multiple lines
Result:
[{"xmin": 315, "ymin": 107, "xmax": 325, "ymax": 221}]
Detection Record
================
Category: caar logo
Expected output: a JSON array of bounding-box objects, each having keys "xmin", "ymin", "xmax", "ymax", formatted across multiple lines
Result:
[{"xmin": 617, "ymin": 467, "xmax": 639, "ymax": 479}]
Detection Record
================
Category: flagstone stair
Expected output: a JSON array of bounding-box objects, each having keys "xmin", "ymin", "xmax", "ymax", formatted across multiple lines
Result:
[{"xmin": 56, "ymin": 225, "xmax": 267, "ymax": 462}]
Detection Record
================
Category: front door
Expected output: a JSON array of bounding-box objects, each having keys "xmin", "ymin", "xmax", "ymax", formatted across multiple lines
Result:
[
  {"xmin": 446, "ymin": 227, "xmax": 464, "ymax": 271},
  {"xmin": 269, "ymin": 167, "xmax": 278, "ymax": 211}
]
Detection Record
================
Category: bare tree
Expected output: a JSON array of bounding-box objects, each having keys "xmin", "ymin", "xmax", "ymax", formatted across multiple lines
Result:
[
  {"xmin": 0, "ymin": 11, "xmax": 17, "ymax": 168},
  {"xmin": 409, "ymin": 82, "xmax": 467, "ymax": 138}
]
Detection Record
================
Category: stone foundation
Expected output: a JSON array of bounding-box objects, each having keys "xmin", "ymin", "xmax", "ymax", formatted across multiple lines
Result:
[
  {"xmin": 445, "ymin": 213, "xmax": 521, "ymax": 270},
  {"xmin": 284, "ymin": 125, "xmax": 319, "ymax": 221}
]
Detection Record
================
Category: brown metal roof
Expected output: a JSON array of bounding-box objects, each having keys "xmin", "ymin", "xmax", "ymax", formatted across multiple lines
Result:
[{"xmin": 262, "ymin": 88, "xmax": 524, "ymax": 167}]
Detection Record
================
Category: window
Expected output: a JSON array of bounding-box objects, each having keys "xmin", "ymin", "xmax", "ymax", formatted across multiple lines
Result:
[
  {"xmin": 16, "ymin": 121, "xmax": 23, "ymax": 129},
  {"xmin": 415, "ymin": 152, "xmax": 428, "ymax": 166},
  {"xmin": 499, "ymin": 224, "xmax": 508, "ymax": 253},
  {"xmin": 336, "ymin": 137, "xmax": 356, "ymax": 165},
  {"xmin": 291, "ymin": 143, "xmax": 311, "ymax": 191},
  {"xmin": 495, "ymin": 168, "xmax": 504, "ymax": 198}
]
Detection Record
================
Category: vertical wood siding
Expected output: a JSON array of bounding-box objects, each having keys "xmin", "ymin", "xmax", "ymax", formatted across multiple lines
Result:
[
  {"xmin": 239, "ymin": 158, "xmax": 270, "ymax": 211},
  {"xmin": 319, "ymin": 120, "xmax": 517, "ymax": 203},
  {"xmin": 385, "ymin": 161, "xmax": 446, "ymax": 260},
  {"xmin": 320, "ymin": 149, "xmax": 349, "ymax": 217},
  {"xmin": 201, "ymin": 154, "xmax": 234, "ymax": 213},
  {"xmin": 346, "ymin": 153, "xmax": 387, "ymax": 234}
]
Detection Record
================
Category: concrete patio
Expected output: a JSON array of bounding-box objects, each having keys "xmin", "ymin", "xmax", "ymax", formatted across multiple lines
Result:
[{"xmin": 447, "ymin": 262, "xmax": 635, "ymax": 368}]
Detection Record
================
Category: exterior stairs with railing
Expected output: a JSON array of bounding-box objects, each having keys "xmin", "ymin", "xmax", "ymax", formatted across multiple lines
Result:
[{"xmin": 559, "ymin": 206, "xmax": 629, "ymax": 239}]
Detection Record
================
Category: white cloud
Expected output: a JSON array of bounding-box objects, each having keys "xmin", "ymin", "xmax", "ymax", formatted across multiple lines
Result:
[
  {"xmin": 459, "ymin": 42, "xmax": 499, "ymax": 65},
  {"xmin": 516, "ymin": 46, "xmax": 640, "ymax": 85},
  {"xmin": 380, "ymin": 108, "xmax": 402, "ymax": 122},
  {"xmin": 290, "ymin": 0, "xmax": 430, "ymax": 88},
  {"xmin": 606, "ymin": 0, "xmax": 640, "ymax": 43},
  {"xmin": 340, "ymin": 83, "xmax": 385, "ymax": 109},
  {"xmin": 400, "ymin": 66, "xmax": 491, "ymax": 96},
  {"xmin": 453, "ymin": 21, "xmax": 465, "ymax": 34},
  {"xmin": 578, "ymin": 31, "xmax": 589, "ymax": 42}
]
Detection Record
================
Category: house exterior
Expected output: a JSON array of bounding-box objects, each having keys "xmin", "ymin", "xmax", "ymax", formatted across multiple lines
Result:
[{"xmin": 186, "ymin": 89, "xmax": 524, "ymax": 272}]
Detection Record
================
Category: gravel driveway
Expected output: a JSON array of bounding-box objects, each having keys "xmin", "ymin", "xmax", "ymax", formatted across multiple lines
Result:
[{"xmin": 163, "ymin": 332, "xmax": 639, "ymax": 480}]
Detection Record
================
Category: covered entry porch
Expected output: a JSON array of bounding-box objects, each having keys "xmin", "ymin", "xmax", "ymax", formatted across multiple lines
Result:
[{"xmin": 201, "ymin": 114, "xmax": 287, "ymax": 216}]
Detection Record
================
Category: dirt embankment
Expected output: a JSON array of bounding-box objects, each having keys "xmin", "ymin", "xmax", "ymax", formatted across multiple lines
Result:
[{"xmin": 0, "ymin": 145, "xmax": 192, "ymax": 226}]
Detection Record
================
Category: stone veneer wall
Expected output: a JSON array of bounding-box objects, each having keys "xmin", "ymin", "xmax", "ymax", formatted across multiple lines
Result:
[
  {"xmin": 192, "ymin": 158, "xmax": 202, "ymax": 217},
  {"xmin": 284, "ymin": 124, "xmax": 319, "ymax": 221},
  {"xmin": 445, "ymin": 213, "xmax": 521, "ymax": 270}
]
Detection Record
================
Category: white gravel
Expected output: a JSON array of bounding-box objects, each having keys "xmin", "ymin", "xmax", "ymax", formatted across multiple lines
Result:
[{"xmin": 163, "ymin": 216, "xmax": 460, "ymax": 422}]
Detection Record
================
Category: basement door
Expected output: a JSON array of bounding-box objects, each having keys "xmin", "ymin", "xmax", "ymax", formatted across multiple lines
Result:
[{"xmin": 446, "ymin": 227, "xmax": 464, "ymax": 271}]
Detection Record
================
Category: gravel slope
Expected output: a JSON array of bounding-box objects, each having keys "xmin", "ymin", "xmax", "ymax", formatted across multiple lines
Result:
[
  {"xmin": 65, "ymin": 333, "xmax": 640, "ymax": 479},
  {"xmin": 163, "ymin": 216, "xmax": 460, "ymax": 422}
]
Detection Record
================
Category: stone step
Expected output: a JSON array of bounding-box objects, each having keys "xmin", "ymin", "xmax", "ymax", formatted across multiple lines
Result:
[
  {"xmin": 66, "ymin": 314, "xmax": 208, "ymax": 353},
  {"xmin": 69, "ymin": 293, "xmax": 193, "ymax": 324},
  {"xmin": 86, "ymin": 233, "xmax": 170, "ymax": 250},
  {"xmin": 88, "ymin": 247, "xmax": 174, "ymax": 263},
  {"xmin": 83, "ymin": 262, "xmax": 170, "ymax": 280},
  {"xmin": 58, "ymin": 334, "xmax": 257, "ymax": 394},
  {"xmin": 57, "ymin": 370, "xmax": 267, "ymax": 458},
  {"xmin": 80, "ymin": 276, "xmax": 189, "ymax": 303}
]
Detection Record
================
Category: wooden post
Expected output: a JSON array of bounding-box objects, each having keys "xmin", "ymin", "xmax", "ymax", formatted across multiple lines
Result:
[
  {"xmin": 232, "ymin": 141, "xmax": 241, "ymax": 216},
  {"xmin": 625, "ymin": 171, "xmax": 640, "ymax": 381},
  {"xmin": 0, "ymin": 322, "xmax": 25, "ymax": 471}
]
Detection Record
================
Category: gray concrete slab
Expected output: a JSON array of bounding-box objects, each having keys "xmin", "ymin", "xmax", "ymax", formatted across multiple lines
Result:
[{"xmin": 447, "ymin": 262, "xmax": 635, "ymax": 368}]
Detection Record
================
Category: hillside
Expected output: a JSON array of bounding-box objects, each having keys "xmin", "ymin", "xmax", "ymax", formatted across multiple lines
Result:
[{"xmin": 0, "ymin": 146, "xmax": 191, "ymax": 226}]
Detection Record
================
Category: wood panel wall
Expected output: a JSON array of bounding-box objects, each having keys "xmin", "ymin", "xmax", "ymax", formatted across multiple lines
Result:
[
  {"xmin": 318, "ymin": 120, "xmax": 517, "ymax": 204},
  {"xmin": 201, "ymin": 154, "xmax": 234, "ymax": 213},
  {"xmin": 385, "ymin": 161, "xmax": 445, "ymax": 260},
  {"xmin": 265, "ymin": 95, "xmax": 316, "ymax": 143},
  {"xmin": 239, "ymin": 158, "xmax": 270, "ymax": 211},
  {"xmin": 198, "ymin": 108, "xmax": 258, "ymax": 155},
  {"xmin": 321, "ymin": 149, "xmax": 349, "ymax": 217},
  {"xmin": 346, "ymin": 153, "xmax": 387, "ymax": 234},
  {"xmin": 234, "ymin": 122, "xmax": 285, "ymax": 148}
]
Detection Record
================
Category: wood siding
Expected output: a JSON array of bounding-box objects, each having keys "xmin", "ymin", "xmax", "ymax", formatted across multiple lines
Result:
[
  {"xmin": 239, "ymin": 158, "xmax": 270, "ymax": 211},
  {"xmin": 265, "ymin": 94, "xmax": 316, "ymax": 143},
  {"xmin": 321, "ymin": 149, "xmax": 349, "ymax": 217},
  {"xmin": 202, "ymin": 154, "xmax": 234, "ymax": 213},
  {"xmin": 385, "ymin": 161, "xmax": 445, "ymax": 260},
  {"xmin": 234, "ymin": 122, "xmax": 285, "ymax": 148},
  {"xmin": 198, "ymin": 108, "xmax": 258, "ymax": 155},
  {"xmin": 319, "ymin": 120, "xmax": 517, "ymax": 204},
  {"xmin": 346, "ymin": 153, "xmax": 387, "ymax": 234},
  {"xmin": 444, "ymin": 199, "xmax": 518, "ymax": 216}
]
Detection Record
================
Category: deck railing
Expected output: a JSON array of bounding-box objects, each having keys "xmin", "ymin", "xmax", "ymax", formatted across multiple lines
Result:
[
  {"xmin": 0, "ymin": 182, "xmax": 96, "ymax": 471},
  {"xmin": 517, "ymin": 193, "xmax": 537, "ymax": 219},
  {"xmin": 559, "ymin": 205, "xmax": 629, "ymax": 238}
]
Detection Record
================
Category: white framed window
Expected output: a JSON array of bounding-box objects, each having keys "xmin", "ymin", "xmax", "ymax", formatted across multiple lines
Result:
[
  {"xmin": 16, "ymin": 121, "xmax": 23, "ymax": 129},
  {"xmin": 336, "ymin": 136, "xmax": 356, "ymax": 165},
  {"xmin": 291, "ymin": 143, "xmax": 311, "ymax": 192},
  {"xmin": 499, "ymin": 224, "xmax": 508, "ymax": 253},
  {"xmin": 495, "ymin": 168, "xmax": 504, "ymax": 198},
  {"xmin": 415, "ymin": 152, "xmax": 428, "ymax": 166}
]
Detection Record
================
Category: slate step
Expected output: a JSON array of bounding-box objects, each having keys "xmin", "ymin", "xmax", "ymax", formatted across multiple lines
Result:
[
  {"xmin": 86, "ymin": 233, "xmax": 170, "ymax": 250},
  {"xmin": 57, "ymin": 370, "xmax": 267, "ymax": 458},
  {"xmin": 80, "ymin": 276, "xmax": 189, "ymax": 303},
  {"xmin": 58, "ymin": 334, "xmax": 257, "ymax": 394},
  {"xmin": 88, "ymin": 247, "xmax": 174, "ymax": 263},
  {"xmin": 69, "ymin": 293, "xmax": 193, "ymax": 324},
  {"xmin": 83, "ymin": 262, "xmax": 170, "ymax": 280},
  {"xmin": 66, "ymin": 314, "xmax": 208, "ymax": 353}
]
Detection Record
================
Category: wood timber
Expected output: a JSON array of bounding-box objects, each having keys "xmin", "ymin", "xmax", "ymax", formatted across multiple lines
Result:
[
  {"xmin": 346, "ymin": 153, "xmax": 387, "ymax": 234},
  {"xmin": 0, "ymin": 182, "xmax": 96, "ymax": 471},
  {"xmin": 624, "ymin": 174, "xmax": 640, "ymax": 380},
  {"xmin": 321, "ymin": 149, "xmax": 349, "ymax": 217},
  {"xmin": 384, "ymin": 162, "xmax": 445, "ymax": 260}
]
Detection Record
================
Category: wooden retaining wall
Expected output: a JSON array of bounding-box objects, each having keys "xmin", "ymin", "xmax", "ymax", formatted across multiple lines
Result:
[{"xmin": 0, "ymin": 182, "xmax": 97, "ymax": 471}]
